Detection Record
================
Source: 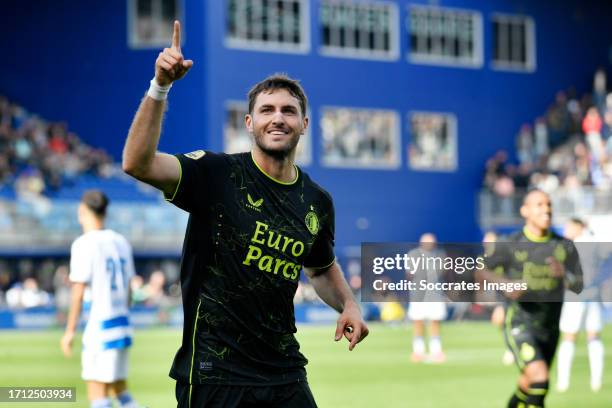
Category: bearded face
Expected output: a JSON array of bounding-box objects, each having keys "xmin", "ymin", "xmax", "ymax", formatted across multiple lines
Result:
[{"xmin": 246, "ymin": 89, "xmax": 307, "ymax": 160}]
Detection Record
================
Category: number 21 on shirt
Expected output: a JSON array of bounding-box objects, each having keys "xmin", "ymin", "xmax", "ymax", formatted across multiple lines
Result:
[{"xmin": 107, "ymin": 257, "xmax": 127, "ymax": 291}]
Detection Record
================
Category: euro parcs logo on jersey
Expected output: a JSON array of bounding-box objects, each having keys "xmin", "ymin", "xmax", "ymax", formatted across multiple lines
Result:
[{"xmin": 305, "ymin": 206, "xmax": 319, "ymax": 235}]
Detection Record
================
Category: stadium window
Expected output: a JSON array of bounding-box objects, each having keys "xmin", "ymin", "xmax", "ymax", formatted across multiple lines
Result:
[
  {"xmin": 492, "ymin": 14, "xmax": 536, "ymax": 72},
  {"xmin": 225, "ymin": 0, "xmax": 310, "ymax": 53},
  {"xmin": 408, "ymin": 112, "xmax": 457, "ymax": 172},
  {"xmin": 224, "ymin": 102, "xmax": 312, "ymax": 166},
  {"xmin": 320, "ymin": 107, "xmax": 400, "ymax": 169},
  {"xmin": 128, "ymin": 0, "xmax": 181, "ymax": 48},
  {"xmin": 319, "ymin": 0, "xmax": 399, "ymax": 60},
  {"xmin": 408, "ymin": 5, "xmax": 483, "ymax": 68}
]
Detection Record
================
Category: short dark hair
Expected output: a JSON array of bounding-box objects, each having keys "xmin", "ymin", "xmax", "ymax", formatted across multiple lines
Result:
[
  {"xmin": 81, "ymin": 190, "xmax": 109, "ymax": 218},
  {"xmin": 248, "ymin": 73, "xmax": 308, "ymax": 116},
  {"xmin": 568, "ymin": 217, "xmax": 586, "ymax": 227},
  {"xmin": 522, "ymin": 188, "xmax": 547, "ymax": 205}
]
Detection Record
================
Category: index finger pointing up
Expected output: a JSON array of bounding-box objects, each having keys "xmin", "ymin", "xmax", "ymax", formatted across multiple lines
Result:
[{"xmin": 172, "ymin": 20, "xmax": 181, "ymax": 50}]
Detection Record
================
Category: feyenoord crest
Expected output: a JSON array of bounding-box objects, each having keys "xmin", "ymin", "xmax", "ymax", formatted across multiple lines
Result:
[
  {"xmin": 305, "ymin": 209, "xmax": 319, "ymax": 235},
  {"xmin": 184, "ymin": 150, "xmax": 206, "ymax": 160},
  {"xmin": 514, "ymin": 250, "xmax": 528, "ymax": 262}
]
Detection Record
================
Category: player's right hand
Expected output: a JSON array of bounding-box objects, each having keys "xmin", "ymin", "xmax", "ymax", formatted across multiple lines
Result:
[
  {"xmin": 155, "ymin": 20, "xmax": 193, "ymax": 86},
  {"xmin": 60, "ymin": 331, "xmax": 74, "ymax": 357},
  {"xmin": 504, "ymin": 281, "xmax": 527, "ymax": 301},
  {"xmin": 546, "ymin": 257, "xmax": 565, "ymax": 278},
  {"xmin": 335, "ymin": 301, "xmax": 369, "ymax": 351}
]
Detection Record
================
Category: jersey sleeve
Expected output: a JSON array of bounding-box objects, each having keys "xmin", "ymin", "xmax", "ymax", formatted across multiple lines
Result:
[
  {"xmin": 483, "ymin": 238, "xmax": 509, "ymax": 277},
  {"xmin": 303, "ymin": 193, "xmax": 336, "ymax": 269},
  {"xmin": 564, "ymin": 240, "xmax": 583, "ymax": 294},
  {"xmin": 69, "ymin": 238, "xmax": 93, "ymax": 283},
  {"xmin": 164, "ymin": 150, "xmax": 226, "ymax": 213}
]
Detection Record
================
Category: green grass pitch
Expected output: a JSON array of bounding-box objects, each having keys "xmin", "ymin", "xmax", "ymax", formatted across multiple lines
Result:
[{"xmin": 0, "ymin": 322, "xmax": 610, "ymax": 407}]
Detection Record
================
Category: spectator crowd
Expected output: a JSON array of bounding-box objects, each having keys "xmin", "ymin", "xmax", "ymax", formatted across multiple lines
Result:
[
  {"xmin": 0, "ymin": 95, "xmax": 115, "ymax": 200},
  {"xmin": 0, "ymin": 257, "xmax": 182, "ymax": 314},
  {"xmin": 484, "ymin": 68, "xmax": 612, "ymax": 201}
]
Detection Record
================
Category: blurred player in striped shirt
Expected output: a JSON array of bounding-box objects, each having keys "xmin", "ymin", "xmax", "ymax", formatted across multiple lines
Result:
[{"xmin": 60, "ymin": 190, "xmax": 143, "ymax": 408}]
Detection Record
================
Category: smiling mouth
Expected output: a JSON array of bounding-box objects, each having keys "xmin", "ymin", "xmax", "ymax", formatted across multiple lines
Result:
[
  {"xmin": 267, "ymin": 129, "xmax": 288, "ymax": 135},
  {"xmin": 540, "ymin": 214, "xmax": 551, "ymax": 223}
]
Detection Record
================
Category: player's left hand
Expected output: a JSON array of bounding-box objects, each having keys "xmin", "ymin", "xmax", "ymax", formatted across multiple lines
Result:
[
  {"xmin": 60, "ymin": 331, "xmax": 74, "ymax": 357},
  {"xmin": 335, "ymin": 301, "xmax": 369, "ymax": 351},
  {"xmin": 547, "ymin": 257, "xmax": 565, "ymax": 278}
]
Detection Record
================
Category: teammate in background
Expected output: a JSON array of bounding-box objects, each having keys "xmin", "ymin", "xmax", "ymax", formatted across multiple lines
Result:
[
  {"xmin": 122, "ymin": 21, "xmax": 368, "ymax": 407},
  {"xmin": 557, "ymin": 218, "xmax": 606, "ymax": 392},
  {"xmin": 60, "ymin": 190, "xmax": 142, "ymax": 408},
  {"xmin": 484, "ymin": 231, "xmax": 515, "ymax": 366},
  {"xmin": 478, "ymin": 189, "xmax": 582, "ymax": 408},
  {"xmin": 407, "ymin": 233, "xmax": 447, "ymax": 363}
]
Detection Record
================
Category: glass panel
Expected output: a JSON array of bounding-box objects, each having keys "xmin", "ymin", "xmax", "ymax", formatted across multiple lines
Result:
[
  {"xmin": 409, "ymin": 6, "xmax": 480, "ymax": 66},
  {"xmin": 131, "ymin": 0, "xmax": 181, "ymax": 47},
  {"xmin": 409, "ymin": 113, "xmax": 457, "ymax": 171},
  {"xmin": 320, "ymin": 1, "xmax": 395, "ymax": 57},
  {"xmin": 137, "ymin": 0, "xmax": 152, "ymax": 16},
  {"xmin": 226, "ymin": 0, "xmax": 306, "ymax": 49},
  {"xmin": 321, "ymin": 108, "xmax": 399, "ymax": 168}
]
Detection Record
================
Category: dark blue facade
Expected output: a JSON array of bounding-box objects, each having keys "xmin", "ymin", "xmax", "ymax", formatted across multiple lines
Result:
[{"xmin": 2, "ymin": 0, "xmax": 612, "ymax": 250}]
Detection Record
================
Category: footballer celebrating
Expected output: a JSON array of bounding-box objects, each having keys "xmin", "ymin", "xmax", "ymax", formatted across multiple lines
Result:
[
  {"xmin": 122, "ymin": 21, "xmax": 368, "ymax": 407},
  {"xmin": 478, "ymin": 189, "xmax": 582, "ymax": 408}
]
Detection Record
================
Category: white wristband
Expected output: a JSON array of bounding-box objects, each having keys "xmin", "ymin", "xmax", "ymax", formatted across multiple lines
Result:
[{"xmin": 147, "ymin": 78, "xmax": 172, "ymax": 101}]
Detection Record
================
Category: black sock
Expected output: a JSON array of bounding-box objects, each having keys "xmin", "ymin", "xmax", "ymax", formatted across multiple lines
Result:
[
  {"xmin": 525, "ymin": 381, "xmax": 549, "ymax": 408},
  {"xmin": 507, "ymin": 387, "xmax": 528, "ymax": 408}
]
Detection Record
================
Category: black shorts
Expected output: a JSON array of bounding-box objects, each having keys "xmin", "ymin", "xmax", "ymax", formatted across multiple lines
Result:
[
  {"xmin": 503, "ymin": 306, "xmax": 559, "ymax": 370},
  {"xmin": 175, "ymin": 380, "xmax": 318, "ymax": 408}
]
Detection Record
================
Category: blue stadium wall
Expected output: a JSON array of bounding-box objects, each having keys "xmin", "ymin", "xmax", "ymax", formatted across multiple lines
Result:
[{"xmin": 2, "ymin": 0, "xmax": 612, "ymax": 250}]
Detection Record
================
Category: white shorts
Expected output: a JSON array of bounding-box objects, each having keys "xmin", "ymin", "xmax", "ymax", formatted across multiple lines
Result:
[
  {"xmin": 82, "ymin": 348, "xmax": 129, "ymax": 383},
  {"xmin": 408, "ymin": 302, "xmax": 447, "ymax": 321},
  {"xmin": 559, "ymin": 302, "xmax": 603, "ymax": 334}
]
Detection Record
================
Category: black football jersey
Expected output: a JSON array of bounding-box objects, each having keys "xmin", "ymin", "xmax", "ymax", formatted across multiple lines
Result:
[
  {"xmin": 485, "ymin": 227, "xmax": 582, "ymax": 327},
  {"xmin": 166, "ymin": 151, "xmax": 335, "ymax": 385}
]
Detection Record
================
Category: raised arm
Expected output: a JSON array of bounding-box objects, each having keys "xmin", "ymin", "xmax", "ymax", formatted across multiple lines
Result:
[{"xmin": 122, "ymin": 20, "xmax": 194, "ymax": 196}]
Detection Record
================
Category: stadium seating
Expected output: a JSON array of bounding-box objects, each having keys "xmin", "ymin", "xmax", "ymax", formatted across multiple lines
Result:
[{"xmin": 481, "ymin": 71, "xmax": 612, "ymax": 228}]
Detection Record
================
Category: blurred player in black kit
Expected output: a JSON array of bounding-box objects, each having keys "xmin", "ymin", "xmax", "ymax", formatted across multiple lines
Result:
[{"xmin": 478, "ymin": 189, "xmax": 582, "ymax": 408}]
